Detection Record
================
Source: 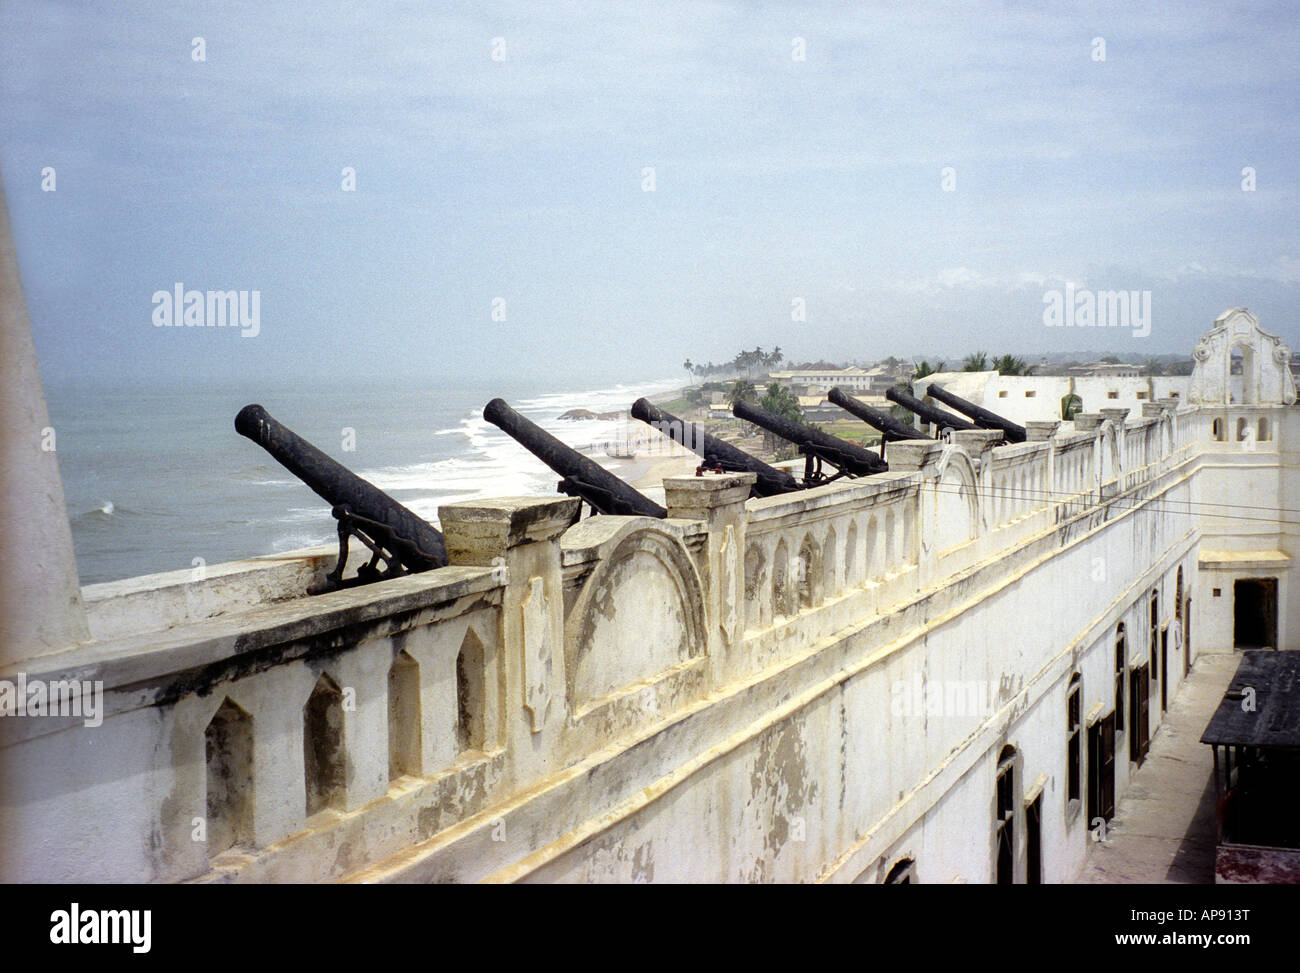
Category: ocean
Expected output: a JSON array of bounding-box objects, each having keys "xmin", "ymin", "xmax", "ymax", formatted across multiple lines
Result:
[{"xmin": 46, "ymin": 374, "xmax": 684, "ymax": 586}]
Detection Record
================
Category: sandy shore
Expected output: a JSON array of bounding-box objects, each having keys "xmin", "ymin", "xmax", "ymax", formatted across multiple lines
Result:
[{"xmin": 621, "ymin": 452, "xmax": 702, "ymax": 492}]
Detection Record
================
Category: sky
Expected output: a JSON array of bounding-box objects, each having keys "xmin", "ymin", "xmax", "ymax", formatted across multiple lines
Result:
[{"xmin": 2, "ymin": 0, "xmax": 1297, "ymax": 391}]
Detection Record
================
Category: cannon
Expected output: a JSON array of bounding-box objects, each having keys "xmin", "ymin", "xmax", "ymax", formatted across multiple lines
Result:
[
  {"xmin": 483, "ymin": 398, "xmax": 667, "ymax": 519},
  {"xmin": 630, "ymin": 398, "xmax": 801, "ymax": 498},
  {"xmin": 885, "ymin": 387, "xmax": 981, "ymax": 435},
  {"xmin": 923, "ymin": 383, "xmax": 1027, "ymax": 443},
  {"xmin": 827, "ymin": 387, "xmax": 933, "ymax": 442},
  {"xmin": 235, "ymin": 404, "xmax": 448, "ymax": 586},
  {"xmin": 732, "ymin": 399, "xmax": 887, "ymax": 483}
]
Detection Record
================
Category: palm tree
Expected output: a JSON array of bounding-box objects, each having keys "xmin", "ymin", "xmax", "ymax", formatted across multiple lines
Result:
[
  {"xmin": 962, "ymin": 351, "xmax": 989, "ymax": 372},
  {"xmin": 908, "ymin": 360, "xmax": 944, "ymax": 387},
  {"xmin": 992, "ymin": 354, "xmax": 1028, "ymax": 376},
  {"xmin": 683, "ymin": 359, "xmax": 694, "ymax": 379}
]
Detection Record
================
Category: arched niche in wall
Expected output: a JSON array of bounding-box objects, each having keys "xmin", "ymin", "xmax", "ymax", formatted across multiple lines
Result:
[
  {"xmin": 933, "ymin": 446, "xmax": 979, "ymax": 554},
  {"xmin": 563, "ymin": 519, "xmax": 706, "ymax": 709}
]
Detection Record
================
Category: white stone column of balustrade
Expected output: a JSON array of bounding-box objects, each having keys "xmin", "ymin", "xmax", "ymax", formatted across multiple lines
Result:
[
  {"xmin": 883, "ymin": 440, "xmax": 944, "ymax": 588},
  {"xmin": 1025, "ymin": 421, "xmax": 1060, "ymax": 513},
  {"xmin": 439, "ymin": 496, "xmax": 581, "ymax": 783},
  {"xmin": 662, "ymin": 472, "xmax": 755, "ymax": 687}
]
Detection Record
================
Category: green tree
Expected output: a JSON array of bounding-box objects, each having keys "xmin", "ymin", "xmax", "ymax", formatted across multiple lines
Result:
[
  {"xmin": 963, "ymin": 351, "xmax": 989, "ymax": 372},
  {"xmin": 1061, "ymin": 393, "xmax": 1083, "ymax": 421},
  {"xmin": 1143, "ymin": 358, "xmax": 1163, "ymax": 376},
  {"xmin": 992, "ymin": 354, "xmax": 1028, "ymax": 376},
  {"xmin": 759, "ymin": 383, "xmax": 804, "ymax": 456},
  {"xmin": 727, "ymin": 379, "xmax": 757, "ymax": 406},
  {"xmin": 910, "ymin": 359, "xmax": 943, "ymax": 383}
]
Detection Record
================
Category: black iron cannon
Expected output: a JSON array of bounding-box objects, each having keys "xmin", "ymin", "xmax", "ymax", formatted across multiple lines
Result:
[
  {"xmin": 235, "ymin": 404, "xmax": 448, "ymax": 586},
  {"xmin": 827, "ymin": 387, "xmax": 933, "ymax": 442},
  {"xmin": 630, "ymin": 398, "xmax": 801, "ymax": 498},
  {"xmin": 732, "ymin": 399, "xmax": 887, "ymax": 483},
  {"xmin": 923, "ymin": 383, "xmax": 1027, "ymax": 443},
  {"xmin": 884, "ymin": 387, "xmax": 981, "ymax": 435},
  {"xmin": 483, "ymin": 398, "xmax": 667, "ymax": 519}
]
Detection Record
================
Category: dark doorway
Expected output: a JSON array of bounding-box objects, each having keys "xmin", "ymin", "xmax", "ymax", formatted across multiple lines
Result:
[
  {"xmin": 1160, "ymin": 627, "xmax": 1169, "ymax": 712},
  {"xmin": 1088, "ymin": 712, "xmax": 1116, "ymax": 827},
  {"xmin": 1026, "ymin": 796, "xmax": 1042, "ymax": 885},
  {"xmin": 1184, "ymin": 597, "xmax": 1192, "ymax": 678},
  {"xmin": 1234, "ymin": 578, "xmax": 1278, "ymax": 649},
  {"xmin": 1129, "ymin": 664, "xmax": 1150, "ymax": 765}
]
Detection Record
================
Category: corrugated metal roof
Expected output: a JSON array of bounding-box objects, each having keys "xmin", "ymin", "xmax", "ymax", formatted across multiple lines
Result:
[{"xmin": 1201, "ymin": 650, "xmax": 1300, "ymax": 748}]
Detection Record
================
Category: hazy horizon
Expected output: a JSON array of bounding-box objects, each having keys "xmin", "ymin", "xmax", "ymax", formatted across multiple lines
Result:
[{"xmin": 3, "ymin": 1, "xmax": 1297, "ymax": 394}]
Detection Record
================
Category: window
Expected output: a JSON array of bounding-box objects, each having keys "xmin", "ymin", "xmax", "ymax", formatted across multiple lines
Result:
[
  {"xmin": 1067, "ymin": 675, "xmax": 1082, "ymax": 809},
  {"xmin": 1025, "ymin": 390, "xmax": 1036, "ymax": 398},
  {"xmin": 1107, "ymin": 391, "xmax": 1119, "ymax": 399},
  {"xmin": 1212, "ymin": 418, "xmax": 1224, "ymax": 441},
  {"xmin": 995, "ymin": 746, "xmax": 1017, "ymax": 884},
  {"xmin": 884, "ymin": 859, "xmax": 916, "ymax": 884},
  {"xmin": 1136, "ymin": 391, "xmax": 1148, "ymax": 399},
  {"xmin": 1115, "ymin": 623, "xmax": 1127, "ymax": 734},
  {"xmin": 1258, "ymin": 418, "xmax": 1270, "ymax": 442},
  {"xmin": 998, "ymin": 390, "xmax": 1008, "ymax": 398}
]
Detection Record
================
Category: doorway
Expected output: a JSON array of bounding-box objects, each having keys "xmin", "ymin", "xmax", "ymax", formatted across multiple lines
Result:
[
  {"xmin": 1160, "ymin": 627, "xmax": 1169, "ymax": 712},
  {"xmin": 1233, "ymin": 578, "xmax": 1278, "ymax": 649}
]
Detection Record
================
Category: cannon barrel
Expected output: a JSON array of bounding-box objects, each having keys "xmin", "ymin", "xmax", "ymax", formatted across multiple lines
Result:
[
  {"xmin": 828, "ymin": 387, "xmax": 933, "ymax": 442},
  {"xmin": 732, "ymin": 399, "xmax": 887, "ymax": 475},
  {"xmin": 235, "ymin": 404, "xmax": 447, "ymax": 575},
  {"xmin": 484, "ymin": 398, "xmax": 666, "ymax": 519},
  {"xmin": 884, "ymin": 387, "xmax": 981, "ymax": 434},
  {"xmin": 923, "ymin": 383, "xmax": 1027, "ymax": 443},
  {"xmin": 630, "ymin": 398, "xmax": 801, "ymax": 497}
]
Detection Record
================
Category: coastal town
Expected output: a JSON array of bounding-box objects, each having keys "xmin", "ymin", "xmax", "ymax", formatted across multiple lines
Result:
[{"xmin": 562, "ymin": 346, "xmax": 1232, "ymax": 497}]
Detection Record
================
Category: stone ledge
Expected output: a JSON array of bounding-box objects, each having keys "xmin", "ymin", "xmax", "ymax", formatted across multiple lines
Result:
[{"xmin": 440, "ymin": 496, "xmax": 582, "ymax": 564}]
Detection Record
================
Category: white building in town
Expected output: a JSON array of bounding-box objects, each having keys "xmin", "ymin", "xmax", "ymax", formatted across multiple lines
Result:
[{"xmin": 915, "ymin": 370, "xmax": 1194, "ymax": 427}]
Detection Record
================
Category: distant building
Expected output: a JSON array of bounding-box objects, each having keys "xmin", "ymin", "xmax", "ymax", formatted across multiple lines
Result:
[
  {"xmin": 769, "ymin": 366, "xmax": 872, "ymax": 396},
  {"xmin": 1068, "ymin": 362, "xmax": 1143, "ymax": 378},
  {"xmin": 915, "ymin": 369, "xmax": 1192, "ymax": 425}
]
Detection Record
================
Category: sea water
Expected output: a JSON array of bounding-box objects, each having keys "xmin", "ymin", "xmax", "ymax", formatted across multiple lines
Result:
[{"xmin": 46, "ymin": 374, "xmax": 682, "ymax": 585}]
